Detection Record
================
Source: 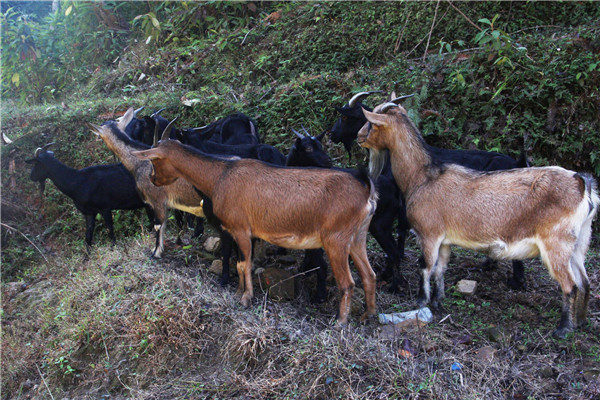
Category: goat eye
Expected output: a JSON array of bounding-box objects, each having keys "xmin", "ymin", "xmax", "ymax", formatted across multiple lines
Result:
[{"xmin": 341, "ymin": 116, "xmax": 348, "ymax": 121}]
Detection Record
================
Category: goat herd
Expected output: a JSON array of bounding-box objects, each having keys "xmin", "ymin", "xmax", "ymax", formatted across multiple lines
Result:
[{"xmin": 26, "ymin": 92, "xmax": 598, "ymax": 337}]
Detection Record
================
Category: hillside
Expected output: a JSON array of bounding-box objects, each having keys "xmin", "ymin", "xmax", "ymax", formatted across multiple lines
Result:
[{"xmin": 2, "ymin": 2, "xmax": 600, "ymax": 399}]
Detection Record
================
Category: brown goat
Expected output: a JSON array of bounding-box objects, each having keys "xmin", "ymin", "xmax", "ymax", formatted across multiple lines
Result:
[
  {"xmin": 88, "ymin": 108, "xmax": 204, "ymax": 258},
  {"xmin": 357, "ymin": 102, "xmax": 599, "ymax": 337},
  {"xmin": 131, "ymin": 138, "xmax": 378, "ymax": 324}
]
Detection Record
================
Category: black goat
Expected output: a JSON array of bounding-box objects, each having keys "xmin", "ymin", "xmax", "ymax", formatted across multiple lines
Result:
[
  {"xmin": 26, "ymin": 143, "xmax": 153, "ymax": 247},
  {"xmin": 182, "ymin": 112, "xmax": 261, "ymax": 146},
  {"xmin": 181, "ymin": 134, "xmax": 286, "ymax": 166},
  {"xmin": 286, "ymin": 129, "xmax": 409, "ymax": 300},
  {"xmin": 330, "ymin": 92, "xmax": 530, "ymax": 289}
]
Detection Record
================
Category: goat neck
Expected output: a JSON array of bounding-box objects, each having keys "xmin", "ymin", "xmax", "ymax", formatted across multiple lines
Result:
[
  {"xmin": 32, "ymin": 153, "xmax": 82, "ymax": 198},
  {"xmin": 145, "ymin": 140, "xmax": 230, "ymax": 198},
  {"xmin": 358, "ymin": 105, "xmax": 434, "ymax": 198}
]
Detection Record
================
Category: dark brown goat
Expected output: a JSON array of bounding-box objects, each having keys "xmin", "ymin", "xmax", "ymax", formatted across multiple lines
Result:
[
  {"xmin": 132, "ymin": 139, "xmax": 378, "ymax": 324},
  {"xmin": 358, "ymin": 101, "xmax": 599, "ymax": 337}
]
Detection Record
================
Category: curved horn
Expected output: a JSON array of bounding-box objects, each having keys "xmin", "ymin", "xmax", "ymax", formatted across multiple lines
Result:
[
  {"xmin": 152, "ymin": 118, "xmax": 161, "ymax": 147},
  {"xmin": 151, "ymin": 108, "xmax": 166, "ymax": 118},
  {"xmin": 34, "ymin": 142, "xmax": 55, "ymax": 158},
  {"xmin": 134, "ymin": 106, "xmax": 145, "ymax": 116},
  {"xmin": 380, "ymin": 103, "xmax": 400, "ymax": 113},
  {"xmin": 161, "ymin": 117, "xmax": 178, "ymax": 141},
  {"xmin": 348, "ymin": 90, "xmax": 382, "ymax": 107},
  {"xmin": 291, "ymin": 128, "xmax": 304, "ymax": 139},
  {"xmin": 390, "ymin": 93, "xmax": 416, "ymax": 104}
]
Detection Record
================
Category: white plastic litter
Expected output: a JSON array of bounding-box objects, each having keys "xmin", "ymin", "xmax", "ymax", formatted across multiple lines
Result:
[{"xmin": 378, "ymin": 307, "xmax": 433, "ymax": 325}]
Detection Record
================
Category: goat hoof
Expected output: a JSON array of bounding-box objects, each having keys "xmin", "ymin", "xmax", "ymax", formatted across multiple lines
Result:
[
  {"xmin": 360, "ymin": 312, "xmax": 376, "ymax": 324},
  {"xmin": 552, "ymin": 326, "xmax": 573, "ymax": 339},
  {"xmin": 507, "ymin": 276, "xmax": 526, "ymax": 291},
  {"xmin": 240, "ymin": 294, "xmax": 252, "ymax": 308},
  {"xmin": 332, "ymin": 320, "xmax": 348, "ymax": 331},
  {"xmin": 416, "ymin": 297, "xmax": 429, "ymax": 309}
]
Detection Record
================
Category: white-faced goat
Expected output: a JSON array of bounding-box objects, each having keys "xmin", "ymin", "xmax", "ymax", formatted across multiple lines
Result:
[
  {"xmin": 132, "ymin": 139, "xmax": 378, "ymax": 324},
  {"xmin": 358, "ymin": 101, "xmax": 599, "ymax": 337},
  {"xmin": 26, "ymin": 143, "xmax": 153, "ymax": 248},
  {"xmin": 88, "ymin": 108, "xmax": 205, "ymax": 258}
]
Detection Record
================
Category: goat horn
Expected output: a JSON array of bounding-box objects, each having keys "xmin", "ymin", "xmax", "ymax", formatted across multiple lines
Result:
[
  {"xmin": 291, "ymin": 128, "xmax": 304, "ymax": 139},
  {"xmin": 161, "ymin": 117, "xmax": 178, "ymax": 141},
  {"xmin": 34, "ymin": 142, "xmax": 55, "ymax": 158},
  {"xmin": 152, "ymin": 118, "xmax": 160, "ymax": 147},
  {"xmin": 390, "ymin": 93, "xmax": 416, "ymax": 104},
  {"xmin": 348, "ymin": 91, "xmax": 383, "ymax": 107},
  {"xmin": 151, "ymin": 108, "xmax": 166, "ymax": 118},
  {"xmin": 301, "ymin": 125, "xmax": 311, "ymax": 137},
  {"xmin": 380, "ymin": 103, "xmax": 400, "ymax": 113},
  {"xmin": 134, "ymin": 106, "xmax": 145, "ymax": 116}
]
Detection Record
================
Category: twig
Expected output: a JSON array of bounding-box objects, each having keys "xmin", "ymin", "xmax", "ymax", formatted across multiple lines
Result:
[
  {"xmin": 394, "ymin": 9, "xmax": 411, "ymax": 53},
  {"xmin": 36, "ymin": 364, "xmax": 55, "ymax": 400},
  {"xmin": 447, "ymin": 0, "xmax": 482, "ymax": 32},
  {"xmin": 1, "ymin": 222, "xmax": 49, "ymax": 263},
  {"xmin": 423, "ymin": 0, "xmax": 441, "ymax": 63},
  {"xmin": 405, "ymin": 6, "xmax": 449, "ymax": 59},
  {"xmin": 241, "ymin": 28, "xmax": 254, "ymax": 46}
]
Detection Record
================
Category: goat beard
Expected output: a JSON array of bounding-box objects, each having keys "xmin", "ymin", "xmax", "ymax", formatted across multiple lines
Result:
[{"xmin": 368, "ymin": 149, "xmax": 388, "ymax": 180}]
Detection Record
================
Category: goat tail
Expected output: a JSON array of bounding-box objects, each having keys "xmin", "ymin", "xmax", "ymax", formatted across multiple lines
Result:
[
  {"xmin": 578, "ymin": 173, "xmax": 600, "ymax": 218},
  {"xmin": 355, "ymin": 166, "xmax": 379, "ymax": 217}
]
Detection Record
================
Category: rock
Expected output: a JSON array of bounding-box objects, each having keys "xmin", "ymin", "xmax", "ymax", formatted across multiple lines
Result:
[
  {"xmin": 476, "ymin": 346, "xmax": 497, "ymax": 363},
  {"xmin": 456, "ymin": 279, "xmax": 477, "ymax": 296},
  {"xmin": 538, "ymin": 365, "xmax": 555, "ymax": 379},
  {"xmin": 203, "ymin": 236, "xmax": 221, "ymax": 252},
  {"xmin": 486, "ymin": 326, "xmax": 504, "ymax": 343},
  {"xmin": 258, "ymin": 268, "xmax": 296, "ymax": 302},
  {"xmin": 583, "ymin": 369, "xmax": 600, "ymax": 381},
  {"xmin": 208, "ymin": 260, "xmax": 223, "ymax": 275}
]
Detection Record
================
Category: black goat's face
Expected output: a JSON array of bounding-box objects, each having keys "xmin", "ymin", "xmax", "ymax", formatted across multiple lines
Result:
[
  {"xmin": 287, "ymin": 135, "xmax": 333, "ymax": 168},
  {"xmin": 26, "ymin": 152, "xmax": 53, "ymax": 194},
  {"xmin": 330, "ymin": 105, "xmax": 370, "ymax": 157}
]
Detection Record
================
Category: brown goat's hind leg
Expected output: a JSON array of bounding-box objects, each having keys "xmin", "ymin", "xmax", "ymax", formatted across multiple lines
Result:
[
  {"xmin": 554, "ymin": 287, "xmax": 577, "ymax": 338},
  {"xmin": 324, "ymin": 244, "xmax": 354, "ymax": 325},
  {"xmin": 349, "ymin": 239, "xmax": 377, "ymax": 321},
  {"xmin": 431, "ymin": 245, "xmax": 450, "ymax": 309},
  {"xmin": 232, "ymin": 234, "xmax": 253, "ymax": 307},
  {"xmin": 416, "ymin": 239, "xmax": 442, "ymax": 308}
]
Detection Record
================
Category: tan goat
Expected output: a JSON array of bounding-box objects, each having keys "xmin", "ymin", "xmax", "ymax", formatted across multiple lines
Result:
[
  {"xmin": 131, "ymin": 138, "xmax": 378, "ymax": 324},
  {"xmin": 357, "ymin": 101, "xmax": 598, "ymax": 337}
]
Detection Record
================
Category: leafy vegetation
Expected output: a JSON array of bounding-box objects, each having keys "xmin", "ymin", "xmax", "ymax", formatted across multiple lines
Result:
[{"xmin": 2, "ymin": 1, "xmax": 600, "ymax": 399}]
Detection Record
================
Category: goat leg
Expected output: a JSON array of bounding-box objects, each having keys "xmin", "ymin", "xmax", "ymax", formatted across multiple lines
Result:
[
  {"xmin": 101, "ymin": 209, "xmax": 116, "ymax": 246},
  {"xmin": 84, "ymin": 214, "xmax": 96, "ymax": 247}
]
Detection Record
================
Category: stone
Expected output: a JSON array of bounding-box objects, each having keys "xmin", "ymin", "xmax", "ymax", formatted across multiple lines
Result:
[
  {"xmin": 208, "ymin": 260, "xmax": 223, "ymax": 275},
  {"xmin": 258, "ymin": 268, "xmax": 296, "ymax": 302},
  {"xmin": 538, "ymin": 365, "xmax": 555, "ymax": 379},
  {"xmin": 486, "ymin": 326, "xmax": 504, "ymax": 343},
  {"xmin": 583, "ymin": 369, "xmax": 600, "ymax": 381},
  {"xmin": 203, "ymin": 236, "xmax": 221, "ymax": 252},
  {"xmin": 456, "ymin": 279, "xmax": 477, "ymax": 296},
  {"xmin": 476, "ymin": 346, "xmax": 497, "ymax": 363}
]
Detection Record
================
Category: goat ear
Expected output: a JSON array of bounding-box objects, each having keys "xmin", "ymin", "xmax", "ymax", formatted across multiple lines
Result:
[
  {"xmin": 118, "ymin": 108, "xmax": 135, "ymax": 131},
  {"xmin": 362, "ymin": 108, "xmax": 388, "ymax": 127},
  {"xmin": 130, "ymin": 149, "xmax": 161, "ymax": 161},
  {"xmin": 315, "ymin": 131, "xmax": 326, "ymax": 142},
  {"xmin": 87, "ymin": 122, "xmax": 103, "ymax": 136}
]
